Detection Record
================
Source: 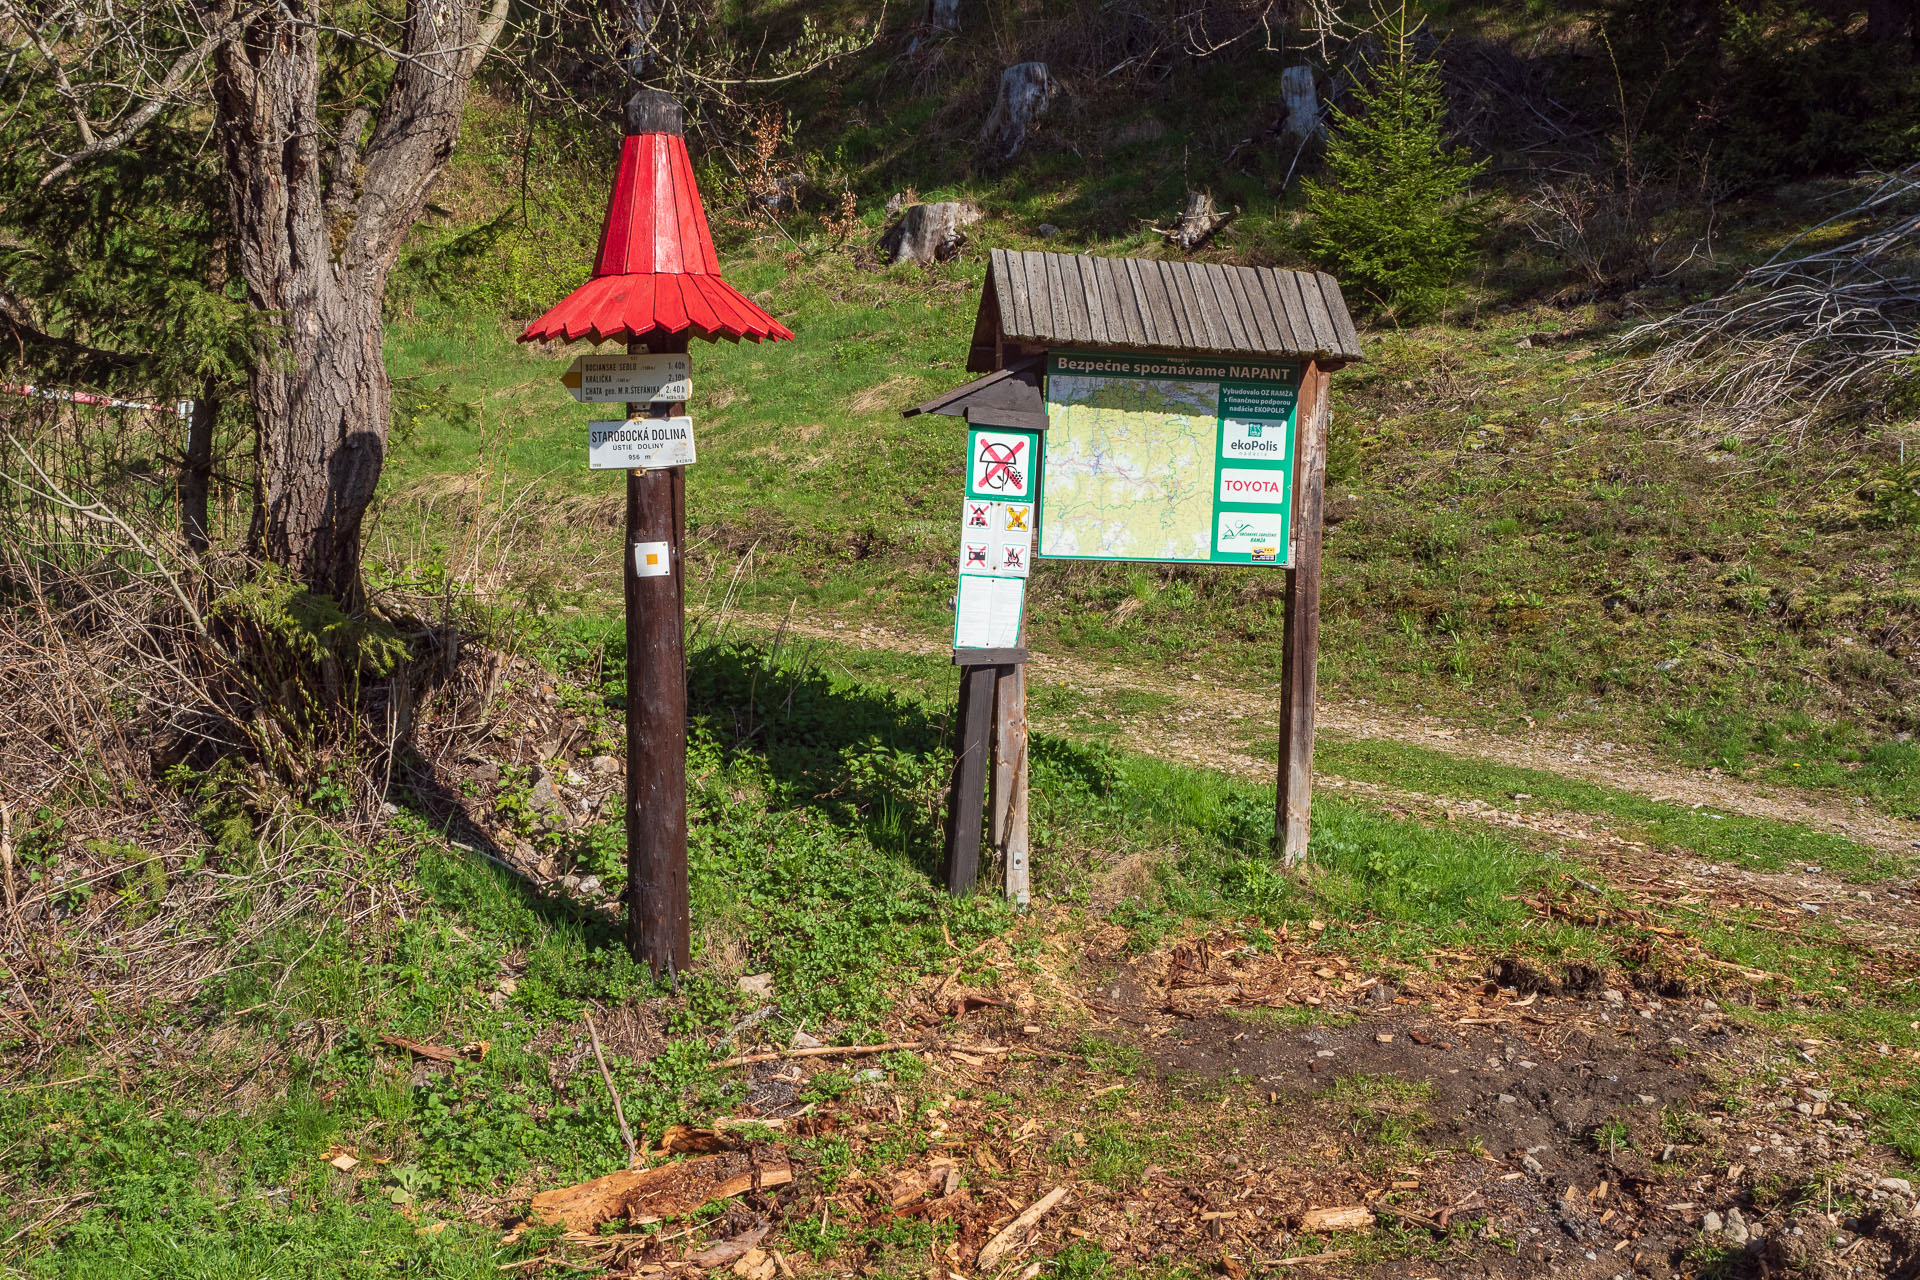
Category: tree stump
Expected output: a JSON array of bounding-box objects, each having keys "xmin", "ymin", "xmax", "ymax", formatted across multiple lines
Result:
[
  {"xmin": 879, "ymin": 201, "xmax": 983, "ymax": 266},
  {"xmin": 979, "ymin": 62, "xmax": 1052, "ymax": 160},
  {"xmin": 1280, "ymin": 65, "xmax": 1324, "ymax": 146},
  {"xmin": 1157, "ymin": 191, "xmax": 1236, "ymax": 252}
]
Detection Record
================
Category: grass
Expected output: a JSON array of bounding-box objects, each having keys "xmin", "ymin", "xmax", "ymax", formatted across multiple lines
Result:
[
  {"xmin": 1324, "ymin": 1074, "xmax": 1439, "ymax": 1163},
  {"xmin": 375, "ymin": 65, "xmax": 1920, "ymax": 827},
  {"xmin": 8, "ymin": 633, "xmax": 1920, "ymax": 1270},
  {"xmin": 1314, "ymin": 735, "xmax": 1904, "ymax": 880},
  {"xmin": 13, "ymin": 1, "xmax": 1920, "ymax": 1271}
]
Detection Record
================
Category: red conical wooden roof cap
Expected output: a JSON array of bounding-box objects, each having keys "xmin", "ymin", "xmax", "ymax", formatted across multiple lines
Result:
[{"xmin": 519, "ymin": 92, "xmax": 793, "ymax": 345}]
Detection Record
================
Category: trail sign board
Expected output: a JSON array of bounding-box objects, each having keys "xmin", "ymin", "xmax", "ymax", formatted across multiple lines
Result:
[
  {"xmin": 563, "ymin": 353, "xmax": 693, "ymax": 403},
  {"xmin": 1037, "ymin": 351, "xmax": 1299, "ymax": 567},
  {"xmin": 588, "ymin": 417, "xmax": 697, "ymax": 470}
]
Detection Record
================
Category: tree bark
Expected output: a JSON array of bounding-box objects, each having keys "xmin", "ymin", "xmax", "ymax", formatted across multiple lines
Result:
[
  {"xmin": 879, "ymin": 200, "xmax": 983, "ymax": 266},
  {"xmin": 1867, "ymin": 0, "xmax": 1914, "ymax": 45},
  {"xmin": 979, "ymin": 63, "xmax": 1051, "ymax": 161},
  {"xmin": 180, "ymin": 383, "xmax": 217, "ymax": 554},
  {"xmin": 209, "ymin": 0, "xmax": 493, "ymax": 604},
  {"xmin": 1280, "ymin": 65, "xmax": 1323, "ymax": 146}
]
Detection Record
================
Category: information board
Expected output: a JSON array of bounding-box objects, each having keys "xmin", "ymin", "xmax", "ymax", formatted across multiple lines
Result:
[
  {"xmin": 954, "ymin": 424, "xmax": 1039, "ymax": 650},
  {"xmin": 1038, "ymin": 351, "xmax": 1299, "ymax": 566}
]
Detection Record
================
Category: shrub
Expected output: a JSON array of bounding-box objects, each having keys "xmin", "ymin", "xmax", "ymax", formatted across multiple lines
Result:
[{"xmin": 1303, "ymin": 6, "xmax": 1485, "ymax": 317}]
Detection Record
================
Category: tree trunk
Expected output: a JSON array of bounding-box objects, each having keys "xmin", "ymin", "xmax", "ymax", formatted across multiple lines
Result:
[
  {"xmin": 210, "ymin": 0, "xmax": 494, "ymax": 605},
  {"xmin": 1157, "ymin": 190, "xmax": 1236, "ymax": 252},
  {"xmin": 1280, "ymin": 65, "xmax": 1323, "ymax": 146},
  {"xmin": 1868, "ymin": 0, "xmax": 1913, "ymax": 43},
  {"xmin": 879, "ymin": 200, "xmax": 983, "ymax": 266},
  {"xmin": 979, "ymin": 63, "xmax": 1052, "ymax": 160},
  {"xmin": 626, "ymin": 0, "xmax": 659, "ymax": 77},
  {"xmin": 179, "ymin": 382, "xmax": 217, "ymax": 554}
]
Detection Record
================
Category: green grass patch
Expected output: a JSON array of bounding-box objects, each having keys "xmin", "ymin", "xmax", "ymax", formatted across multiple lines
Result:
[{"xmin": 1316, "ymin": 735, "xmax": 1902, "ymax": 881}]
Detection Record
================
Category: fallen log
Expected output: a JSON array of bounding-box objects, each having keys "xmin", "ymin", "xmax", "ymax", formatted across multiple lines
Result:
[{"xmin": 527, "ymin": 1149, "xmax": 793, "ymax": 1234}]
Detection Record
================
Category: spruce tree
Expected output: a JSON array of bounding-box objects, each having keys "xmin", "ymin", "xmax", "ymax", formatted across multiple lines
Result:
[{"xmin": 1303, "ymin": 6, "xmax": 1486, "ymax": 317}]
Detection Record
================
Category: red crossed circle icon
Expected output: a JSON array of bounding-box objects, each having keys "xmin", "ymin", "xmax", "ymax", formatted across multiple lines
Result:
[{"xmin": 976, "ymin": 439, "xmax": 1026, "ymax": 492}]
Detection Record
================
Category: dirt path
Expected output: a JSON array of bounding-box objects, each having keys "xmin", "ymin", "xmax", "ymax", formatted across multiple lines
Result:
[{"xmin": 724, "ymin": 610, "xmax": 1920, "ymax": 860}]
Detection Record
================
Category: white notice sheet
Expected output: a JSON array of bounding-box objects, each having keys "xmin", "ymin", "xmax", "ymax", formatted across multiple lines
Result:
[{"xmin": 954, "ymin": 575, "xmax": 1024, "ymax": 649}]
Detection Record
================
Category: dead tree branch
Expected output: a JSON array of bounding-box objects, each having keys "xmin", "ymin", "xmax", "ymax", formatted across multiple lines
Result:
[{"xmin": 1611, "ymin": 164, "xmax": 1920, "ymax": 436}]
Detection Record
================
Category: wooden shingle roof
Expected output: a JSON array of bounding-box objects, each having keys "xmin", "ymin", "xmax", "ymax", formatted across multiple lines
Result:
[{"xmin": 968, "ymin": 249, "xmax": 1363, "ymax": 372}]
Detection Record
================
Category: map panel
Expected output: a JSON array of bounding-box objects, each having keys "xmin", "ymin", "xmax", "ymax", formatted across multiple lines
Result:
[
  {"xmin": 1040, "ymin": 374, "xmax": 1218, "ymax": 561},
  {"xmin": 1037, "ymin": 351, "xmax": 1301, "ymax": 566}
]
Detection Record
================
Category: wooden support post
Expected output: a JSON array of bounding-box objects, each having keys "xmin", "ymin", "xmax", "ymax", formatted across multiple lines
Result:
[
  {"xmin": 624, "ymin": 331, "xmax": 693, "ymax": 975},
  {"xmin": 942, "ymin": 662, "xmax": 997, "ymax": 895},
  {"xmin": 1277, "ymin": 360, "xmax": 1331, "ymax": 866},
  {"xmin": 989, "ymin": 663, "xmax": 1030, "ymax": 908}
]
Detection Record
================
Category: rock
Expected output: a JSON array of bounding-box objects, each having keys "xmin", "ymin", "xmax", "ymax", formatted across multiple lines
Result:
[
  {"xmin": 575, "ymin": 875, "xmax": 602, "ymax": 898},
  {"xmin": 1638, "ymin": 1093, "xmax": 1658, "ymax": 1105},
  {"xmin": 588, "ymin": 755, "xmax": 620, "ymax": 775},
  {"xmin": 1726, "ymin": 1207, "xmax": 1751, "ymax": 1244},
  {"xmin": 1703, "ymin": 1211, "xmax": 1723, "ymax": 1233},
  {"xmin": 1880, "ymin": 1177, "xmax": 1915, "ymax": 1197},
  {"xmin": 1602, "ymin": 989, "xmax": 1625, "ymax": 1005},
  {"xmin": 472, "ymin": 761, "xmax": 501, "ymax": 786},
  {"xmin": 878, "ymin": 201, "xmax": 982, "ymax": 267},
  {"xmin": 527, "ymin": 768, "xmax": 567, "ymax": 818},
  {"xmin": 1498, "ymin": 1094, "xmax": 1517, "ymax": 1104},
  {"xmin": 791, "ymin": 1029, "xmax": 823, "ymax": 1049},
  {"xmin": 755, "ymin": 171, "xmax": 807, "ymax": 216},
  {"xmin": 380, "ymin": 801, "xmax": 399, "ymax": 818},
  {"xmin": 1701, "ymin": 999, "xmax": 1720, "ymax": 1012},
  {"xmin": 925, "ymin": 0, "xmax": 959, "ymax": 31},
  {"xmin": 853, "ymin": 1068, "xmax": 885, "ymax": 1083},
  {"xmin": 979, "ymin": 62, "xmax": 1052, "ymax": 160},
  {"xmin": 1036, "ymin": 222, "xmax": 1060, "ymax": 238},
  {"xmin": 1522, "ymin": 1155, "xmax": 1544, "ymax": 1175},
  {"xmin": 738, "ymin": 972, "xmax": 774, "ymax": 997}
]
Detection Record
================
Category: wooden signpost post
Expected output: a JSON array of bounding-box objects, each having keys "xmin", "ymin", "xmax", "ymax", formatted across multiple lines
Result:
[
  {"xmin": 622, "ymin": 329, "xmax": 692, "ymax": 974},
  {"xmin": 519, "ymin": 91, "xmax": 793, "ymax": 974},
  {"xmin": 908, "ymin": 250, "xmax": 1361, "ymax": 894}
]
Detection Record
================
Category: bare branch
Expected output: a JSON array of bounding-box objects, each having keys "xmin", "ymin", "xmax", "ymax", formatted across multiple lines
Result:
[
  {"xmin": 6, "ymin": 6, "xmax": 96, "ymax": 147},
  {"xmin": 469, "ymin": 0, "xmax": 509, "ymax": 75},
  {"xmin": 37, "ymin": 1, "xmax": 251, "ymax": 188},
  {"xmin": 1608, "ymin": 164, "xmax": 1920, "ymax": 436},
  {"xmin": 1, "ymin": 431, "xmax": 208, "ymax": 636}
]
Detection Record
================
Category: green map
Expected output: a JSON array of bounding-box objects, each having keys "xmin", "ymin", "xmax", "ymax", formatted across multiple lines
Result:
[{"xmin": 1040, "ymin": 374, "xmax": 1219, "ymax": 560}]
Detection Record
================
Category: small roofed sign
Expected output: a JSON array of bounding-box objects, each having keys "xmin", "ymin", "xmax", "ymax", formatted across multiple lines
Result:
[
  {"xmin": 588, "ymin": 417, "xmax": 697, "ymax": 470},
  {"xmin": 563, "ymin": 353, "xmax": 693, "ymax": 403}
]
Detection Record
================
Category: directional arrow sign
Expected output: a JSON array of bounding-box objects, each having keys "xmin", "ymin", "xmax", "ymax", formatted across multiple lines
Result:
[
  {"xmin": 588, "ymin": 417, "xmax": 697, "ymax": 470},
  {"xmin": 562, "ymin": 353, "xmax": 693, "ymax": 403}
]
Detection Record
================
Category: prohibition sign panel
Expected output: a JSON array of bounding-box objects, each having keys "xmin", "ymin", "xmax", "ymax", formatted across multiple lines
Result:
[
  {"xmin": 966, "ymin": 428, "xmax": 1036, "ymax": 502},
  {"xmin": 1038, "ymin": 351, "xmax": 1300, "ymax": 566}
]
